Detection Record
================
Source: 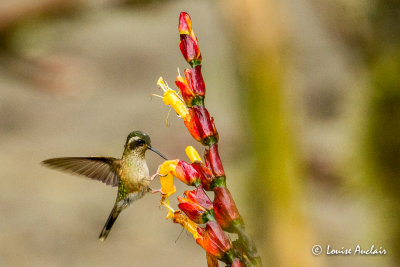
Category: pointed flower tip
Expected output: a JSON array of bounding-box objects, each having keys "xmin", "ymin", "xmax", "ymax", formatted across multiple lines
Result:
[
  {"xmin": 157, "ymin": 77, "xmax": 167, "ymax": 92},
  {"xmin": 176, "ymin": 73, "xmax": 186, "ymax": 83},
  {"xmin": 177, "ymin": 12, "xmax": 201, "ymax": 67},
  {"xmin": 179, "ymin": 12, "xmax": 192, "ymax": 35},
  {"xmin": 185, "ymin": 146, "xmax": 202, "ymax": 163}
]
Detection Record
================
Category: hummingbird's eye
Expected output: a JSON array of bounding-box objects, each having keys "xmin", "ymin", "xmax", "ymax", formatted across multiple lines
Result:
[
  {"xmin": 135, "ymin": 139, "xmax": 145, "ymax": 146},
  {"xmin": 129, "ymin": 138, "xmax": 145, "ymax": 150}
]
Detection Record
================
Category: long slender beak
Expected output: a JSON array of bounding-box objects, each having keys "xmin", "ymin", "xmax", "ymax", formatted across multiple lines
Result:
[{"xmin": 148, "ymin": 146, "xmax": 168, "ymax": 160}]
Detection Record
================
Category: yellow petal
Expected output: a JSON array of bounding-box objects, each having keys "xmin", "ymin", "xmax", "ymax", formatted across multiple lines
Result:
[
  {"xmin": 185, "ymin": 146, "xmax": 203, "ymax": 163},
  {"xmin": 161, "ymin": 200, "xmax": 200, "ymax": 239},
  {"xmin": 172, "ymin": 211, "xmax": 201, "ymax": 240},
  {"xmin": 160, "ymin": 173, "xmax": 176, "ymax": 197},
  {"xmin": 162, "ymin": 197, "xmax": 175, "ymax": 220},
  {"xmin": 159, "ymin": 160, "xmax": 178, "ymax": 197},
  {"xmin": 164, "ymin": 90, "xmax": 189, "ymax": 120}
]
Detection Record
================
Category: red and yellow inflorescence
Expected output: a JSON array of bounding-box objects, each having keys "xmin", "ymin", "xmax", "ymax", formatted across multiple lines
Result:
[
  {"xmin": 157, "ymin": 146, "xmax": 238, "ymax": 263},
  {"xmin": 154, "ymin": 12, "xmax": 259, "ymax": 267}
]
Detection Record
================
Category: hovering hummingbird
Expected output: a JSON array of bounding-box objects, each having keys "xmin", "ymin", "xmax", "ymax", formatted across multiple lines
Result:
[{"xmin": 42, "ymin": 131, "xmax": 167, "ymax": 241}]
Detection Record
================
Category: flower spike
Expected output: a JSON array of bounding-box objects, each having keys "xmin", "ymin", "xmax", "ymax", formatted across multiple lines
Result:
[{"xmin": 155, "ymin": 11, "xmax": 261, "ymax": 266}]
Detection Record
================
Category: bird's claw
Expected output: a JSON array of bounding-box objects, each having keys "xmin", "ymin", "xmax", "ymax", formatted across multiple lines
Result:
[
  {"xmin": 146, "ymin": 171, "xmax": 167, "ymax": 181},
  {"xmin": 151, "ymin": 188, "xmax": 163, "ymax": 194}
]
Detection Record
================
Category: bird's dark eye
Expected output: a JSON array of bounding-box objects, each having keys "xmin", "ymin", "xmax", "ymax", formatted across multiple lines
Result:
[{"xmin": 135, "ymin": 139, "xmax": 145, "ymax": 146}]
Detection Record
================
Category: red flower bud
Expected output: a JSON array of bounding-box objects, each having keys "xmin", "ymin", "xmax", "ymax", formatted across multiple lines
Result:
[
  {"xmin": 178, "ymin": 187, "xmax": 214, "ymax": 223},
  {"xmin": 196, "ymin": 221, "xmax": 233, "ymax": 258},
  {"xmin": 192, "ymin": 106, "xmax": 217, "ymax": 142},
  {"xmin": 191, "ymin": 162, "xmax": 215, "ymax": 190},
  {"xmin": 178, "ymin": 197, "xmax": 208, "ymax": 224},
  {"xmin": 178, "ymin": 12, "xmax": 192, "ymax": 35},
  {"xmin": 184, "ymin": 65, "xmax": 205, "ymax": 97},
  {"xmin": 184, "ymin": 186, "xmax": 213, "ymax": 210},
  {"xmin": 180, "ymin": 35, "xmax": 202, "ymax": 66},
  {"xmin": 204, "ymin": 144, "xmax": 225, "ymax": 177},
  {"xmin": 213, "ymin": 187, "xmax": 242, "ymax": 231},
  {"xmin": 175, "ymin": 75, "xmax": 194, "ymax": 106},
  {"xmin": 175, "ymin": 161, "xmax": 200, "ymax": 186},
  {"xmin": 178, "ymin": 12, "xmax": 202, "ymax": 66},
  {"xmin": 184, "ymin": 106, "xmax": 218, "ymax": 144},
  {"xmin": 184, "ymin": 111, "xmax": 201, "ymax": 142}
]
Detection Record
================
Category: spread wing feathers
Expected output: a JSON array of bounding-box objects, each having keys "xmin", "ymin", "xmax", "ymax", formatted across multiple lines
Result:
[{"xmin": 42, "ymin": 157, "xmax": 120, "ymax": 187}]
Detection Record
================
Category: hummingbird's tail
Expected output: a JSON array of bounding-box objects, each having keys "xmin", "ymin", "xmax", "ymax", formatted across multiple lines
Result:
[{"xmin": 99, "ymin": 205, "xmax": 121, "ymax": 242}]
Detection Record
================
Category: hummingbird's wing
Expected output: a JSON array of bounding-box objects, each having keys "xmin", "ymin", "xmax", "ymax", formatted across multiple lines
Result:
[{"xmin": 42, "ymin": 157, "xmax": 121, "ymax": 187}]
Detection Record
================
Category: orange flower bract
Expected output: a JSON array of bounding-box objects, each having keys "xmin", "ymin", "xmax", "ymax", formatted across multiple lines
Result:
[{"xmin": 196, "ymin": 221, "xmax": 233, "ymax": 258}]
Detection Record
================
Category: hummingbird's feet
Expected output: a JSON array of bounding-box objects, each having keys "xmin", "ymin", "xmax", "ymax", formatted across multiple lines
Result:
[
  {"xmin": 145, "ymin": 173, "xmax": 158, "ymax": 181},
  {"xmin": 150, "ymin": 188, "xmax": 163, "ymax": 194},
  {"xmin": 146, "ymin": 170, "xmax": 167, "ymax": 181}
]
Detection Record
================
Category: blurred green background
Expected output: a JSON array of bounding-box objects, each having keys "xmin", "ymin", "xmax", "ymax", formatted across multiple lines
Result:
[{"xmin": 0, "ymin": 0, "xmax": 398, "ymax": 266}]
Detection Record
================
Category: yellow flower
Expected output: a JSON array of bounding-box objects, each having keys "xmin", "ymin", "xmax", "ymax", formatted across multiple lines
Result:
[
  {"xmin": 158, "ymin": 160, "xmax": 178, "ymax": 197},
  {"xmin": 161, "ymin": 200, "xmax": 201, "ymax": 240},
  {"xmin": 157, "ymin": 77, "xmax": 189, "ymax": 120},
  {"xmin": 185, "ymin": 146, "xmax": 202, "ymax": 163}
]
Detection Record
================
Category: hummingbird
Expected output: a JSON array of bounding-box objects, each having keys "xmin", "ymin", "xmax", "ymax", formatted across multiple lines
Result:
[{"xmin": 42, "ymin": 130, "xmax": 167, "ymax": 241}]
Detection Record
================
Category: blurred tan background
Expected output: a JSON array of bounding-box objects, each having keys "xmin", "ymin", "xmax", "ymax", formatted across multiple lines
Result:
[{"xmin": 0, "ymin": 0, "xmax": 399, "ymax": 266}]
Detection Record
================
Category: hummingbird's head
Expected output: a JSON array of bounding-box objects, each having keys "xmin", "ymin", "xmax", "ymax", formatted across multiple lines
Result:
[{"xmin": 124, "ymin": 131, "xmax": 167, "ymax": 160}]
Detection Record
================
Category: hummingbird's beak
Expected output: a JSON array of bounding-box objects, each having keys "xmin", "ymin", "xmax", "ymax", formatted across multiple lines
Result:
[{"xmin": 148, "ymin": 146, "xmax": 168, "ymax": 160}]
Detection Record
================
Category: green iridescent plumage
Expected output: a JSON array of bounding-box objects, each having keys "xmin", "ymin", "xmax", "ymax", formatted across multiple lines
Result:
[{"xmin": 117, "ymin": 180, "xmax": 129, "ymax": 202}]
